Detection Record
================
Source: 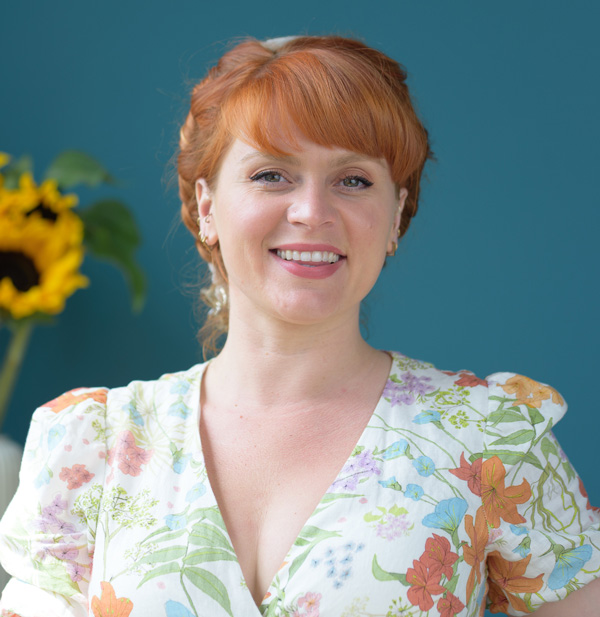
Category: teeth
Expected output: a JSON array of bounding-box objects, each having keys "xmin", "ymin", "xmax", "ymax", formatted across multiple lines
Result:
[{"xmin": 276, "ymin": 249, "xmax": 340, "ymax": 264}]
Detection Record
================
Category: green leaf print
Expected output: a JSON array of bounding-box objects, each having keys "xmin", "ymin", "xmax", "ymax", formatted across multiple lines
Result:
[
  {"xmin": 189, "ymin": 521, "xmax": 233, "ymax": 551},
  {"xmin": 33, "ymin": 558, "xmax": 81, "ymax": 597},
  {"xmin": 137, "ymin": 545, "xmax": 188, "ymax": 564},
  {"xmin": 372, "ymin": 554, "xmax": 408, "ymax": 585},
  {"xmin": 184, "ymin": 547, "xmax": 237, "ymax": 565},
  {"xmin": 184, "ymin": 566, "xmax": 233, "ymax": 617},
  {"xmin": 489, "ymin": 429, "xmax": 536, "ymax": 446},
  {"xmin": 486, "ymin": 409, "xmax": 526, "ymax": 425},
  {"xmin": 483, "ymin": 448, "xmax": 543, "ymax": 470},
  {"xmin": 288, "ymin": 526, "xmax": 341, "ymax": 579},
  {"xmin": 527, "ymin": 407, "xmax": 544, "ymax": 426},
  {"xmin": 138, "ymin": 561, "xmax": 181, "ymax": 587},
  {"xmin": 541, "ymin": 436, "xmax": 559, "ymax": 460}
]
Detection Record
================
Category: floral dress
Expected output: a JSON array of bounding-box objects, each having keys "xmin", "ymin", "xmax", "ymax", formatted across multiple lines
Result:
[{"xmin": 0, "ymin": 352, "xmax": 599, "ymax": 617}]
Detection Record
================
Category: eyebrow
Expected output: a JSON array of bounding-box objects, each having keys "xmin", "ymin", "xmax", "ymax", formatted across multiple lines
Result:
[{"xmin": 239, "ymin": 150, "xmax": 387, "ymax": 169}]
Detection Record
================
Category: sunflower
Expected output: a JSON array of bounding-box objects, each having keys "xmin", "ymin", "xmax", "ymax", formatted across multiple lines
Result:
[
  {"xmin": 0, "ymin": 207, "xmax": 88, "ymax": 320},
  {"xmin": 0, "ymin": 171, "xmax": 78, "ymax": 222}
]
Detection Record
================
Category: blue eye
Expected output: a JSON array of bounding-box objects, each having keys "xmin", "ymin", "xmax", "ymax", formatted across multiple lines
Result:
[
  {"xmin": 341, "ymin": 175, "xmax": 373, "ymax": 189},
  {"xmin": 250, "ymin": 170, "xmax": 283, "ymax": 183}
]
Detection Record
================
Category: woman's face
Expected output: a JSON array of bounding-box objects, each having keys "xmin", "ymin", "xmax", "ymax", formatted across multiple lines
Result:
[{"xmin": 196, "ymin": 130, "xmax": 407, "ymax": 328}]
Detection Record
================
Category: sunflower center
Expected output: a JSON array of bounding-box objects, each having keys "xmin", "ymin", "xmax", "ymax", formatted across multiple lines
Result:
[
  {"xmin": 0, "ymin": 251, "xmax": 40, "ymax": 291},
  {"xmin": 27, "ymin": 202, "xmax": 58, "ymax": 222}
]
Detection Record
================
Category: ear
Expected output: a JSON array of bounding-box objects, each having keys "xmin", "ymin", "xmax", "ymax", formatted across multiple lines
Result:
[
  {"xmin": 195, "ymin": 179, "xmax": 218, "ymax": 245},
  {"xmin": 387, "ymin": 188, "xmax": 408, "ymax": 252}
]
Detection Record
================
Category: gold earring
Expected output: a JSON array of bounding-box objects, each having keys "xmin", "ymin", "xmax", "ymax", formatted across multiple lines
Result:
[
  {"xmin": 197, "ymin": 215, "xmax": 210, "ymax": 247},
  {"xmin": 387, "ymin": 241, "xmax": 397, "ymax": 257}
]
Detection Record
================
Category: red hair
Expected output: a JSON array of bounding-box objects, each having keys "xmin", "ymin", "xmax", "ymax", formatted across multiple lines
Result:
[{"xmin": 177, "ymin": 35, "xmax": 432, "ymax": 352}]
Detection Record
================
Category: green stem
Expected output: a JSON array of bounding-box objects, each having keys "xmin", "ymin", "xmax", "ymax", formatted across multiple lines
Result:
[{"xmin": 0, "ymin": 321, "xmax": 33, "ymax": 432}]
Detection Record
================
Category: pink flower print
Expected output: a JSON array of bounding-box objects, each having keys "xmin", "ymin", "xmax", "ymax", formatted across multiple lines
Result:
[
  {"xmin": 50, "ymin": 543, "xmax": 79, "ymax": 561},
  {"xmin": 297, "ymin": 592, "xmax": 322, "ymax": 616},
  {"xmin": 107, "ymin": 430, "xmax": 153, "ymax": 477},
  {"xmin": 59, "ymin": 464, "xmax": 95, "ymax": 489}
]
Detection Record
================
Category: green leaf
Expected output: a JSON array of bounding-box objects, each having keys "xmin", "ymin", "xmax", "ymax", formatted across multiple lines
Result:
[
  {"xmin": 389, "ymin": 505, "xmax": 408, "ymax": 516},
  {"xmin": 189, "ymin": 521, "xmax": 233, "ymax": 551},
  {"xmin": 484, "ymin": 449, "xmax": 543, "ymax": 470},
  {"xmin": 527, "ymin": 407, "xmax": 544, "ymax": 426},
  {"xmin": 372, "ymin": 554, "xmax": 409, "ymax": 585},
  {"xmin": 137, "ymin": 561, "xmax": 181, "ymax": 587},
  {"xmin": 184, "ymin": 547, "xmax": 237, "ymax": 565},
  {"xmin": 468, "ymin": 453, "xmax": 483, "ymax": 464},
  {"xmin": 44, "ymin": 150, "xmax": 115, "ymax": 188},
  {"xmin": 137, "ymin": 545, "xmax": 188, "ymax": 565},
  {"xmin": 486, "ymin": 409, "xmax": 526, "ymax": 425},
  {"xmin": 191, "ymin": 507, "xmax": 228, "ymax": 531},
  {"xmin": 184, "ymin": 566, "xmax": 233, "ymax": 617},
  {"xmin": 363, "ymin": 512, "xmax": 382, "ymax": 523},
  {"xmin": 562, "ymin": 460, "xmax": 576, "ymax": 482},
  {"xmin": 1, "ymin": 154, "xmax": 33, "ymax": 189},
  {"xmin": 80, "ymin": 199, "xmax": 146, "ymax": 312},
  {"xmin": 445, "ymin": 571, "xmax": 459, "ymax": 594},
  {"xmin": 288, "ymin": 530, "xmax": 340, "ymax": 579},
  {"xmin": 489, "ymin": 429, "xmax": 535, "ymax": 446},
  {"xmin": 541, "ymin": 436, "xmax": 559, "ymax": 460}
]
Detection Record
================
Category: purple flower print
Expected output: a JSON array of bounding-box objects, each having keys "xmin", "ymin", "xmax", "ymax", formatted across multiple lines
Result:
[
  {"xmin": 383, "ymin": 372, "xmax": 435, "ymax": 407},
  {"xmin": 376, "ymin": 513, "xmax": 411, "ymax": 540},
  {"xmin": 329, "ymin": 450, "xmax": 381, "ymax": 493},
  {"xmin": 67, "ymin": 561, "xmax": 85, "ymax": 582},
  {"xmin": 49, "ymin": 544, "xmax": 79, "ymax": 561},
  {"xmin": 43, "ymin": 494, "xmax": 68, "ymax": 516}
]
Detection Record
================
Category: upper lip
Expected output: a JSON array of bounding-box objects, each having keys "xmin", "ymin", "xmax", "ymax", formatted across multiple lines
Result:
[{"xmin": 273, "ymin": 243, "xmax": 345, "ymax": 256}]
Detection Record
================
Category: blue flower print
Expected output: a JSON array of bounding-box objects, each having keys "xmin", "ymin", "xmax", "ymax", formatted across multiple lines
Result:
[
  {"xmin": 510, "ymin": 524, "xmax": 529, "ymax": 536},
  {"xmin": 34, "ymin": 466, "xmax": 52, "ymax": 488},
  {"xmin": 165, "ymin": 600, "xmax": 195, "ymax": 617},
  {"xmin": 412, "ymin": 410, "xmax": 441, "ymax": 424},
  {"xmin": 422, "ymin": 498, "xmax": 468, "ymax": 535},
  {"xmin": 382, "ymin": 440, "xmax": 409, "ymax": 460},
  {"xmin": 548, "ymin": 545, "xmax": 593, "ymax": 590},
  {"xmin": 413, "ymin": 456, "xmax": 435, "ymax": 477},
  {"xmin": 47, "ymin": 424, "xmax": 66, "ymax": 450},
  {"xmin": 404, "ymin": 484, "xmax": 424, "ymax": 501},
  {"xmin": 167, "ymin": 401, "xmax": 191, "ymax": 419},
  {"xmin": 185, "ymin": 482, "xmax": 207, "ymax": 503},
  {"xmin": 512, "ymin": 536, "xmax": 531, "ymax": 558},
  {"xmin": 164, "ymin": 513, "xmax": 187, "ymax": 531},
  {"xmin": 378, "ymin": 476, "xmax": 403, "ymax": 491},
  {"xmin": 122, "ymin": 402, "xmax": 144, "ymax": 426},
  {"xmin": 173, "ymin": 453, "xmax": 191, "ymax": 474},
  {"xmin": 170, "ymin": 380, "xmax": 191, "ymax": 395}
]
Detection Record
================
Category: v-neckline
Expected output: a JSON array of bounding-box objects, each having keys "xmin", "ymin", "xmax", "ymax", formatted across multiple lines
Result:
[{"xmin": 187, "ymin": 352, "xmax": 397, "ymax": 615}]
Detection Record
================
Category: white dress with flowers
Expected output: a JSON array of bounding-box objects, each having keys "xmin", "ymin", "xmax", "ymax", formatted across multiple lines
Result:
[{"xmin": 1, "ymin": 352, "xmax": 599, "ymax": 617}]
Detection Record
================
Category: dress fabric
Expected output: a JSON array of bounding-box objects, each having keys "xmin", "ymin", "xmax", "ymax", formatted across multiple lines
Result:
[{"xmin": 1, "ymin": 352, "xmax": 599, "ymax": 617}]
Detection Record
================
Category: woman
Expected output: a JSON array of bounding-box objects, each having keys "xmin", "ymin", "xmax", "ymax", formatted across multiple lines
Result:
[{"xmin": 1, "ymin": 35, "xmax": 599, "ymax": 617}]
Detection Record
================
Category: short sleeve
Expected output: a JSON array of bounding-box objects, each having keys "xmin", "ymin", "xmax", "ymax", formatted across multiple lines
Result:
[
  {"xmin": 0, "ymin": 388, "xmax": 108, "ymax": 617},
  {"xmin": 482, "ymin": 373, "xmax": 600, "ymax": 615}
]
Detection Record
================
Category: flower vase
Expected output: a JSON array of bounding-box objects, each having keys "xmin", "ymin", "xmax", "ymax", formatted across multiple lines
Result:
[{"xmin": 0, "ymin": 434, "xmax": 22, "ymax": 591}]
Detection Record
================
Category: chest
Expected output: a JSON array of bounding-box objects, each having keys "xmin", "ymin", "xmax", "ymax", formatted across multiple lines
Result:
[{"xmin": 199, "ymin": 405, "xmax": 375, "ymax": 605}]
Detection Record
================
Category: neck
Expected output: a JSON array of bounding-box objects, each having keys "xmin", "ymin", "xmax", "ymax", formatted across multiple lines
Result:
[{"xmin": 204, "ymin": 302, "xmax": 386, "ymax": 414}]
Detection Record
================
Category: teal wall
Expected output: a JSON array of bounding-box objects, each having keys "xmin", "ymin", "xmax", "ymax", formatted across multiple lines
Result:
[{"xmin": 1, "ymin": 3, "xmax": 598, "ymax": 614}]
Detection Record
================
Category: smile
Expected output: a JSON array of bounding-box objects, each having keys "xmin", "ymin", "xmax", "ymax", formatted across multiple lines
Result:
[{"xmin": 275, "ymin": 249, "xmax": 341, "ymax": 264}]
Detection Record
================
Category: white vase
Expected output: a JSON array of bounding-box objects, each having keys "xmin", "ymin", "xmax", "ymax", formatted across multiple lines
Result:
[{"xmin": 0, "ymin": 434, "xmax": 22, "ymax": 592}]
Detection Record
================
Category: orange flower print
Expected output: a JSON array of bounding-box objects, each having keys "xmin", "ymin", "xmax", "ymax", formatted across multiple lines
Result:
[
  {"xmin": 107, "ymin": 430, "xmax": 153, "ymax": 477},
  {"xmin": 449, "ymin": 452, "xmax": 482, "ymax": 496},
  {"xmin": 454, "ymin": 372, "xmax": 488, "ymax": 388},
  {"xmin": 463, "ymin": 507, "xmax": 489, "ymax": 602},
  {"xmin": 406, "ymin": 559, "xmax": 446, "ymax": 611},
  {"xmin": 481, "ymin": 456, "xmax": 531, "ymax": 528},
  {"xmin": 91, "ymin": 581, "xmax": 133, "ymax": 617},
  {"xmin": 42, "ymin": 388, "xmax": 108, "ymax": 414},
  {"xmin": 59, "ymin": 463, "xmax": 95, "ymax": 489},
  {"xmin": 437, "ymin": 591, "xmax": 465, "ymax": 617},
  {"xmin": 500, "ymin": 375, "xmax": 563, "ymax": 408},
  {"xmin": 486, "ymin": 551, "xmax": 543, "ymax": 614},
  {"xmin": 420, "ymin": 533, "xmax": 459, "ymax": 579}
]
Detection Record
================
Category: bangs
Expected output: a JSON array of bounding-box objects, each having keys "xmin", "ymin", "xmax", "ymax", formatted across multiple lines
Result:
[{"xmin": 220, "ymin": 48, "xmax": 416, "ymax": 184}]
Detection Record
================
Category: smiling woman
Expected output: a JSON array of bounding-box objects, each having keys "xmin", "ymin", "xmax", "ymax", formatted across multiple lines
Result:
[{"xmin": 1, "ymin": 35, "xmax": 599, "ymax": 617}]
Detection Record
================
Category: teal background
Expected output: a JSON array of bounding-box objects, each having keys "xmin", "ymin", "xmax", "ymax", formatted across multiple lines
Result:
[{"xmin": 1, "ymin": 2, "xmax": 598, "ymax": 614}]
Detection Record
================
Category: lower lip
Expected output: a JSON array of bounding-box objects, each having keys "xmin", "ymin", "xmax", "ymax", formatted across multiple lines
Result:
[{"xmin": 272, "ymin": 252, "xmax": 344, "ymax": 279}]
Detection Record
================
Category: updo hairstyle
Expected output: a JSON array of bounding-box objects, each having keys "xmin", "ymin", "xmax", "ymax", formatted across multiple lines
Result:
[{"xmin": 177, "ymin": 35, "xmax": 432, "ymax": 354}]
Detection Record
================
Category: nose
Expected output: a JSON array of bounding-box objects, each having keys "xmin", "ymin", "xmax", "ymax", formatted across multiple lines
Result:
[{"xmin": 286, "ymin": 182, "xmax": 337, "ymax": 229}]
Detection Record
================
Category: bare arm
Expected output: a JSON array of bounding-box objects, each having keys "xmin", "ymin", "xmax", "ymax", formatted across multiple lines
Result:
[{"xmin": 533, "ymin": 577, "xmax": 600, "ymax": 616}]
